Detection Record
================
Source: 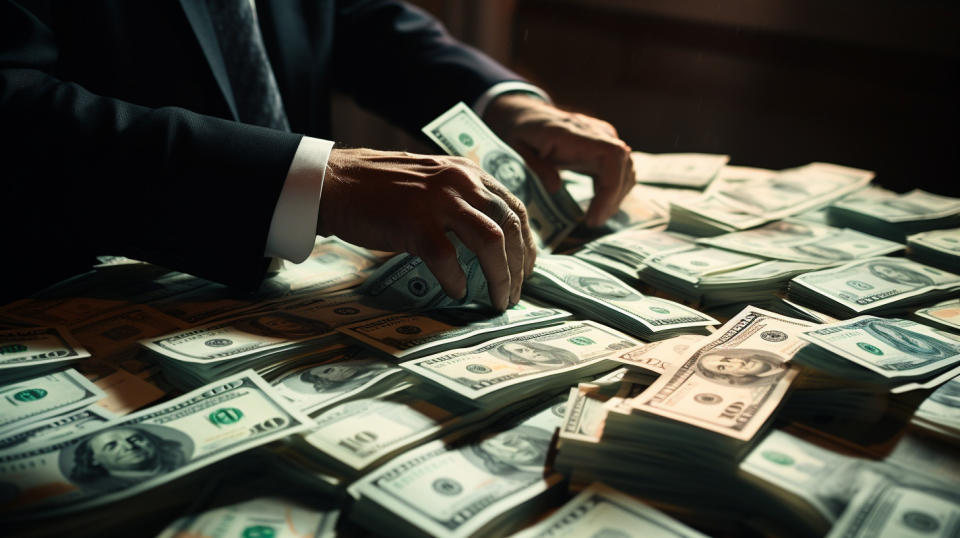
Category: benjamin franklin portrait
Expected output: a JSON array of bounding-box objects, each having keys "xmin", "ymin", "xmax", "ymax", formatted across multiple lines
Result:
[
  {"xmin": 491, "ymin": 341, "xmax": 579, "ymax": 370},
  {"xmin": 67, "ymin": 426, "xmax": 187, "ymax": 491}
]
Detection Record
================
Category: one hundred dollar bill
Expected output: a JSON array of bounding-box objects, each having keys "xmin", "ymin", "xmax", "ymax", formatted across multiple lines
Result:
[
  {"xmin": 832, "ymin": 189, "xmax": 960, "ymax": 223},
  {"xmin": 825, "ymin": 477, "xmax": 960, "ymax": 538},
  {"xmin": 401, "ymin": 321, "xmax": 640, "ymax": 402},
  {"xmin": 631, "ymin": 307, "xmax": 811, "ymax": 440},
  {"xmin": 423, "ymin": 102, "xmax": 581, "ymax": 250},
  {"xmin": 610, "ymin": 334, "xmax": 706, "ymax": 374},
  {"xmin": 915, "ymin": 300, "xmax": 960, "ymax": 331},
  {"xmin": 0, "ymin": 371, "xmax": 312, "ymax": 514},
  {"xmin": 632, "ymin": 151, "xmax": 729, "ymax": 188},
  {"xmin": 0, "ymin": 327, "xmax": 90, "ymax": 373},
  {"xmin": 157, "ymin": 495, "xmax": 339, "ymax": 538},
  {"xmin": 908, "ymin": 228, "xmax": 960, "ymax": 256},
  {"xmin": 0, "ymin": 369, "xmax": 104, "ymax": 434},
  {"xmin": 270, "ymin": 352, "xmax": 404, "ymax": 414},
  {"xmin": 0, "ymin": 406, "xmax": 114, "ymax": 455},
  {"xmin": 512, "ymin": 482, "xmax": 710, "ymax": 538}
]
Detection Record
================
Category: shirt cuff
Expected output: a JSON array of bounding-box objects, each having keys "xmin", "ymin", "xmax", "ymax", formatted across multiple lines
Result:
[
  {"xmin": 472, "ymin": 81, "xmax": 552, "ymax": 118},
  {"xmin": 264, "ymin": 136, "xmax": 334, "ymax": 263}
]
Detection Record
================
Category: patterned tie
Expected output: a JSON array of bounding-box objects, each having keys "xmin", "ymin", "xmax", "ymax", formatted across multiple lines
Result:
[{"xmin": 205, "ymin": 0, "xmax": 290, "ymax": 131}]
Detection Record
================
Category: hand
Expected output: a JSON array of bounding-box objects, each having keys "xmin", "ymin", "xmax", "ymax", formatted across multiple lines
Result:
[
  {"xmin": 318, "ymin": 148, "xmax": 537, "ymax": 311},
  {"xmin": 484, "ymin": 93, "xmax": 634, "ymax": 228}
]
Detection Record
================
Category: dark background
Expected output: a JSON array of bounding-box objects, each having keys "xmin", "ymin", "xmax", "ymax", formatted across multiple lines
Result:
[{"xmin": 334, "ymin": 0, "xmax": 960, "ymax": 196}]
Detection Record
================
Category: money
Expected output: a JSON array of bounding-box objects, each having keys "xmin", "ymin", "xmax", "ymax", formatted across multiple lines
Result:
[
  {"xmin": 0, "ymin": 369, "xmax": 104, "ymax": 434},
  {"xmin": 579, "ymin": 226, "xmax": 696, "ymax": 270},
  {"xmin": 559, "ymin": 374, "xmax": 646, "ymax": 444},
  {"xmin": 348, "ymin": 398, "xmax": 566, "ymax": 538},
  {"xmin": 72, "ymin": 306, "xmax": 185, "ymax": 359},
  {"xmin": 338, "ymin": 299, "xmax": 570, "ymax": 360},
  {"xmin": 271, "ymin": 236, "xmax": 386, "ymax": 293},
  {"xmin": 512, "ymin": 482, "xmax": 710, "ymax": 538},
  {"xmin": 828, "ymin": 188, "xmax": 960, "ymax": 241},
  {"xmin": 0, "ymin": 406, "xmax": 115, "ymax": 455},
  {"xmin": 0, "ymin": 327, "xmax": 90, "ymax": 381},
  {"xmin": 562, "ymin": 170, "xmax": 670, "ymax": 231},
  {"xmin": 825, "ymin": 476, "xmax": 960, "ymax": 538},
  {"xmin": 423, "ymin": 102, "xmax": 581, "ymax": 250},
  {"xmin": 0, "ymin": 371, "xmax": 312, "ymax": 514},
  {"xmin": 401, "ymin": 321, "xmax": 639, "ymax": 404},
  {"xmin": 631, "ymin": 307, "xmax": 810, "ymax": 440},
  {"xmin": 908, "ymin": 228, "xmax": 960, "ymax": 271},
  {"xmin": 632, "ymin": 151, "xmax": 729, "ymax": 189},
  {"xmin": 912, "ymin": 374, "xmax": 960, "ymax": 440},
  {"xmin": 526, "ymin": 254, "xmax": 717, "ymax": 339},
  {"xmin": 699, "ymin": 219, "xmax": 902, "ymax": 264},
  {"xmin": 157, "ymin": 495, "xmax": 339, "ymax": 538},
  {"xmin": 271, "ymin": 351, "xmax": 404, "ymax": 414},
  {"xmin": 797, "ymin": 316, "xmax": 960, "ymax": 392},
  {"xmin": 788, "ymin": 257, "xmax": 960, "ymax": 317},
  {"xmin": 610, "ymin": 334, "xmax": 705, "ymax": 373}
]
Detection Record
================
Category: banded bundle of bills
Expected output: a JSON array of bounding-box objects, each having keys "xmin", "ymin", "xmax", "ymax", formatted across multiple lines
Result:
[
  {"xmin": 632, "ymin": 151, "xmax": 729, "ymax": 189},
  {"xmin": 795, "ymin": 316, "xmax": 960, "ymax": 393},
  {"xmin": 400, "ymin": 321, "xmax": 636, "ymax": 408},
  {"xmin": 788, "ymin": 257, "xmax": 960, "ymax": 317},
  {"xmin": 0, "ymin": 327, "xmax": 91, "ymax": 383},
  {"xmin": 698, "ymin": 219, "xmax": 903, "ymax": 264},
  {"xmin": 337, "ymin": 299, "xmax": 570, "ymax": 360},
  {"xmin": 911, "ymin": 374, "xmax": 960, "ymax": 440},
  {"xmin": 670, "ymin": 163, "xmax": 874, "ymax": 236},
  {"xmin": 907, "ymin": 228, "xmax": 960, "ymax": 272},
  {"xmin": 914, "ymin": 299, "xmax": 960, "ymax": 331},
  {"xmin": 423, "ymin": 102, "xmax": 581, "ymax": 251},
  {"xmin": 525, "ymin": 254, "xmax": 717, "ymax": 340},
  {"xmin": 512, "ymin": 482, "xmax": 711, "ymax": 538},
  {"xmin": 828, "ymin": 188, "xmax": 960, "ymax": 242},
  {"xmin": 348, "ymin": 398, "xmax": 566, "ymax": 538},
  {"xmin": 575, "ymin": 226, "xmax": 696, "ymax": 282}
]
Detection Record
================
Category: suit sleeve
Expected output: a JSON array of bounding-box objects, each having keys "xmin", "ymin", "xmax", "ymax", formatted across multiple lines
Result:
[
  {"xmin": 0, "ymin": 1, "xmax": 303, "ymax": 296},
  {"xmin": 330, "ymin": 0, "xmax": 528, "ymax": 137}
]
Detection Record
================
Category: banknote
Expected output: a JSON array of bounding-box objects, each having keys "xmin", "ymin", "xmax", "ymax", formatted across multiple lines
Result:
[
  {"xmin": 274, "ymin": 292, "xmax": 393, "ymax": 328},
  {"xmin": 699, "ymin": 220, "xmax": 902, "ymax": 264},
  {"xmin": 0, "ymin": 327, "xmax": 90, "ymax": 373},
  {"xmin": 272, "ymin": 235, "xmax": 385, "ymax": 292},
  {"xmin": 610, "ymin": 334, "xmax": 705, "ymax": 374},
  {"xmin": 401, "ymin": 321, "xmax": 640, "ymax": 402},
  {"xmin": 631, "ymin": 307, "xmax": 811, "ymax": 440},
  {"xmin": 632, "ymin": 151, "xmax": 729, "ymax": 188},
  {"xmin": 512, "ymin": 482, "xmax": 710, "ymax": 538},
  {"xmin": 157, "ymin": 495, "xmax": 339, "ymax": 538},
  {"xmin": 348, "ymin": 398, "xmax": 566, "ymax": 538},
  {"xmin": 423, "ymin": 102, "xmax": 581, "ymax": 250},
  {"xmin": 799, "ymin": 316, "xmax": 960, "ymax": 379},
  {"xmin": 582, "ymin": 226, "xmax": 696, "ymax": 267},
  {"xmin": 560, "ymin": 378, "xmax": 645, "ymax": 444},
  {"xmin": 0, "ymin": 406, "xmax": 114, "ymax": 455},
  {"xmin": 71, "ymin": 306, "xmax": 185, "ymax": 358},
  {"xmin": 337, "ymin": 300, "xmax": 570, "ymax": 359},
  {"xmin": 832, "ymin": 189, "xmax": 960, "ymax": 223},
  {"xmin": 790, "ymin": 257, "xmax": 960, "ymax": 314},
  {"xmin": 271, "ymin": 352, "xmax": 404, "ymax": 414},
  {"xmin": 0, "ymin": 371, "xmax": 312, "ymax": 513},
  {"xmin": 825, "ymin": 477, "xmax": 960, "ymax": 538},
  {"xmin": 908, "ymin": 228, "xmax": 960, "ymax": 255},
  {"xmin": 645, "ymin": 246, "xmax": 762, "ymax": 284},
  {"xmin": 913, "ymin": 374, "xmax": 960, "ymax": 436},
  {"xmin": 915, "ymin": 300, "xmax": 960, "ymax": 330},
  {"xmin": 0, "ymin": 369, "xmax": 104, "ymax": 434}
]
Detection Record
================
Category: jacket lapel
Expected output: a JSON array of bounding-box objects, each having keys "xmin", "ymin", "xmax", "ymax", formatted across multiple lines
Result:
[{"xmin": 179, "ymin": 0, "xmax": 239, "ymax": 120}]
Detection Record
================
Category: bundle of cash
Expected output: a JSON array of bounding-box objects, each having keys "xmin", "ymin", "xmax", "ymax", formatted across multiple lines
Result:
[
  {"xmin": 348, "ymin": 398, "xmax": 566, "ymax": 538},
  {"xmin": 828, "ymin": 188, "xmax": 960, "ymax": 242},
  {"xmin": 400, "ymin": 321, "xmax": 636, "ymax": 408},
  {"xmin": 423, "ymin": 102, "xmax": 582, "ymax": 251},
  {"xmin": 158, "ymin": 494, "xmax": 339, "ymax": 538},
  {"xmin": 698, "ymin": 219, "xmax": 902, "ymax": 264},
  {"xmin": 788, "ymin": 257, "xmax": 960, "ymax": 317},
  {"xmin": 575, "ymin": 226, "xmax": 696, "ymax": 282},
  {"xmin": 911, "ymin": 374, "xmax": 960, "ymax": 440},
  {"xmin": 795, "ymin": 316, "xmax": 960, "ymax": 393},
  {"xmin": 914, "ymin": 299, "xmax": 960, "ymax": 332},
  {"xmin": 511, "ymin": 482, "xmax": 711, "ymax": 538},
  {"xmin": 632, "ymin": 151, "xmax": 729, "ymax": 189},
  {"xmin": 269, "ymin": 235, "xmax": 386, "ymax": 294},
  {"xmin": 0, "ymin": 368, "xmax": 104, "ymax": 436},
  {"xmin": 524, "ymin": 254, "xmax": 717, "ymax": 340},
  {"xmin": 669, "ymin": 163, "xmax": 874, "ymax": 236},
  {"xmin": 907, "ymin": 228, "xmax": 960, "ymax": 272},
  {"xmin": 0, "ymin": 327, "xmax": 91, "ymax": 383},
  {"xmin": 0, "ymin": 371, "xmax": 312, "ymax": 515},
  {"xmin": 337, "ymin": 299, "xmax": 570, "ymax": 360},
  {"xmin": 561, "ymin": 170, "xmax": 672, "ymax": 232}
]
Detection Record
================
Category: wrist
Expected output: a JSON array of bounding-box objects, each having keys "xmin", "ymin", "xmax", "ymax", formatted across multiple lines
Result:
[{"xmin": 483, "ymin": 93, "xmax": 549, "ymax": 141}]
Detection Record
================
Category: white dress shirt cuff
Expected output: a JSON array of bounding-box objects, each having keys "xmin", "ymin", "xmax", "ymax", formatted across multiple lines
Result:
[
  {"xmin": 264, "ymin": 136, "xmax": 334, "ymax": 263},
  {"xmin": 472, "ymin": 81, "xmax": 552, "ymax": 118}
]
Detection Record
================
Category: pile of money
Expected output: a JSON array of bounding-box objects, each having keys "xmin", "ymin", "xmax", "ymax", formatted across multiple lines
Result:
[
  {"xmin": 575, "ymin": 226, "xmax": 696, "ymax": 282},
  {"xmin": 0, "ymin": 327, "xmax": 91, "ymax": 383},
  {"xmin": 788, "ymin": 257, "xmax": 960, "ymax": 317},
  {"xmin": 828, "ymin": 188, "xmax": 960, "ymax": 241},
  {"xmin": 794, "ymin": 316, "xmax": 960, "ymax": 393},
  {"xmin": 631, "ymin": 151, "xmax": 729, "ymax": 189},
  {"xmin": 912, "ymin": 374, "xmax": 960, "ymax": 440},
  {"xmin": 907, "ymin": 228, "xmax": 960, "ymax": 271},
  {"xmin": 524, "ymin": 254, "xmax": 718, "ymax": 340}
]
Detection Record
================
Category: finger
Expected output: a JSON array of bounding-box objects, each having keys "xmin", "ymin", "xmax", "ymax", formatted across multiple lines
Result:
[
  {"xmin": 580, "ymin": 139, "xmax": 631, "ymax": 227},
  {"xmin": 414, "ymin": 232, "xmax": 467, "ymax": 301},
  {"xmin": 479, "ymin": 177, "xmax": 539, "ymax": 281},
  {"xmin": 444, "ymin": 200, "xmax": 512, "ymax": 311},
  {"xmin": 516, "ymin": 144, "xmax": 562, "ymax": 193}
]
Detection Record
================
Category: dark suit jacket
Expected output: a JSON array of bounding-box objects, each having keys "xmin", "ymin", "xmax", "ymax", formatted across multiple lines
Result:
[{"xmin": 0, "ymin": 0, "xmax": 522, "ymax": 302}]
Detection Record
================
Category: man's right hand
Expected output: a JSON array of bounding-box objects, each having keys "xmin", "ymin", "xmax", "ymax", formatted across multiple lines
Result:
[{"xmin": 317, "ymin": 148, "xmax": 537, "ymax": 311}]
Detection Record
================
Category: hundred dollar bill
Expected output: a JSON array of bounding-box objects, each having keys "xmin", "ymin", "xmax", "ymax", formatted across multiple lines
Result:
[
  {"xmin": 915, "ymin": 300, "xmax": 960, "ymax": 331},
  {"xmin": 338, "ymin": 299, "xmax": 570, "ymax": 359},
  {"xmin": 825, "ymin": 476, "xmax": 960, "ymax": 538},
  {"xmin": 512, "ymin": 482, "xmax": 710, "ymax": 538},
  {"xmin": 798, "ymin": 316, "xmax": 960, "ymax": 391},
  {"xmin": 349, "ymin": 398, "xmax": 566, "ymax": 538},
  {"xmin": 0, "ymin": 369, "xmax": 104, "ymax": 434},
  {"xmin": 632, "ymin": 151, "xmax": 729, "ymax": 188},
  {"xmin": 401, "ymin": 321, "xmax": 640, "ymax": 402},
  {"xmin": 0, "ymin": 406, "xmax": 114, "ymax": 455},
  {"xmin": 72, "ymin": 306, "xmax": 185, "ymax": 358},
  {"xmin": 272, "ymin": 235, "xmax": 385, "ymax": 293},
  {"xmin": 581, "ymin": 226, "xmax": 696, "ymax": 268},
  {"xmin": 908, "ymin": 228, "xmax": 960, "ymax": 255},
  {"xmin": 423, "ymin": 102, "xmax": 581, "ymax": 250},
  {"xmin": 631, "ymin": 307, "xmax": 812, "ymax": 440},
  {"xmin": 610, "ymin": 334, "xmax": 705, "ymax": 373},
  {"xmin": 0, "ymin": 371, "xmax": 312, "ymax": 514},
  {"xmin": 526, "ymin": 254, "xmax": 717, "ymax": 337},
  {"xmin": 560, "ymin": 377, "xmax": 646, "ymax": 444},
  {"xmin": 141, "ymin": 310, "xmax": 334, "ymax": 364},
  {"xmin": 158, "ymin": 495, "xmax": 339, "ymax": 538},
  {"xmin": 699, "ymin": 219, "xmax": 902, "ymax": 264},
  {"xmin": 645, "ymin": 246, "xmax": 762, "ymax": 284},
  {"xmin": 913, "ymin": 374, "xmax": 960, "ymax": 438},
  {"xmin": 832, "ymin": 188, "xmax": 960, "ymax": 223},
  {"xmin": 297, "ymin": 383, "xmax": 482, "ymax": 472},
  {"xmin": 789, "ymin": 257, "xmax": 960, "ymax": 316},
  {"xmin": 271, "ymin": 351, "xmax": 404, "ymax": 414},
  {"xmin": 0, "ymin": 327, "xmax": 90, "ymax": 375}
]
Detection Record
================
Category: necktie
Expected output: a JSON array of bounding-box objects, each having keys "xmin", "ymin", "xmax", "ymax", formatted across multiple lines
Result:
[{"xmin": 205, "ymin": 0, "xmax": 290, "ymax": 131}]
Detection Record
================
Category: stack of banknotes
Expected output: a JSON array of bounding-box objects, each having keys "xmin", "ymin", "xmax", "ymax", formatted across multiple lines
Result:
[
  {"xmin": 907, "ymin": 228, "xmax": 960, "ymax": 272},
  {"xmin": 828, "ymin": 187, "xmax": 960, "ymax": 241}
]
